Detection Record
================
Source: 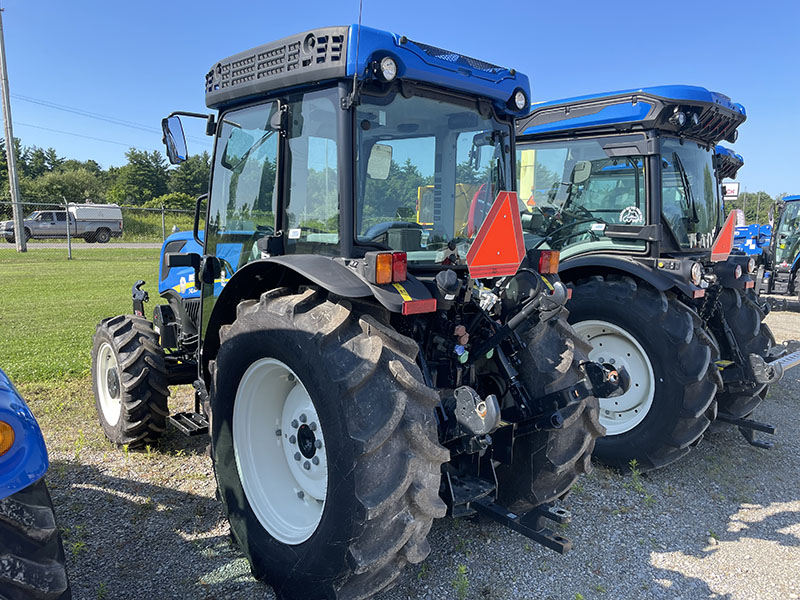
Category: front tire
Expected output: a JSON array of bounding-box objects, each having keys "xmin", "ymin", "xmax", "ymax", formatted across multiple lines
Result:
[
  {"xmin": 210, "ymin": 288, "xmax": 448, "ymax": 600},
  {"xmin": 568, "ymin": 275, "xmax": 719, "ymax": 471},
  {"xmin": 495, "ymin": 315, "xmax": 604, "ymax": 512},
  {"xmin": 91, "ymin": 315, "xmax": 170, "ymax": 448},
  {"xmin": 0, "ymin": 479, "xmax": 71, "ymax": 600}
]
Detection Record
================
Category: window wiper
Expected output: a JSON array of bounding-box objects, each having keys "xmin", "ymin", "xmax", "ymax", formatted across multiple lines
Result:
[
  {"xmin": 230, "ymin": 129, "xmax": 276, "ymax": 173},
  {"xmin": 672, "ymin": 152, "xmax": 699, "ymax": 231}
]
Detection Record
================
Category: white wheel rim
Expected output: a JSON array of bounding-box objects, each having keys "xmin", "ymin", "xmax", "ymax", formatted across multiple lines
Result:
[
  {"xmin": 96, "ymin": 342, "xmax": 122, "ymax": 426},
  {"xmin": 233, "ymin": 358, "xmax": 328, "ymax": 545},
  {"xmin": 573, "ymin": 320, "xmax": 656, "ymax": 435}
]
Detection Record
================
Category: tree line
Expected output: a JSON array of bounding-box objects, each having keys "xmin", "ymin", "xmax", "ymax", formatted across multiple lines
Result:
[{"xmin": 0, "ymin": 137, "xmax": 210, "ymax": 210}]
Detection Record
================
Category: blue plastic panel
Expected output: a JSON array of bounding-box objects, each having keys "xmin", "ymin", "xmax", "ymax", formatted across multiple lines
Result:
[{"xmin": 0, "ymin": 368, "xmax": 48, "ymax": 500}]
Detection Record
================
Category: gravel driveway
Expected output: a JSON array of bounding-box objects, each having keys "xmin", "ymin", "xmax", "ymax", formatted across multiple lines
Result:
[{"xmin": 45, "ymin": 311, "xmax": 800, "ymax": 600}]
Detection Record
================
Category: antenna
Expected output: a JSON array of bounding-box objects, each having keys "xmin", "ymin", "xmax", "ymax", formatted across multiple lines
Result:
[{"xmin": 344, "ymin": 0, "xmax": 363, "ymax": 109}]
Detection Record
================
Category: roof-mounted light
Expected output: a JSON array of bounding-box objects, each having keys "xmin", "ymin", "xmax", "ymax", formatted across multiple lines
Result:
[
  {"xmin": 726, "ymin": 129, "xmax": 739, "ymax": 143},
  {"xmin": 690, "ymin": 113, "xmax": 700, "ymax": 127},
  {"xmin": 376, "ymin": 56, "xmax": 398, "ymax": 82},
  {"xmin": 669, "ymin": 109, "xmax": 687, "ymax": 128},
  {"xmin": 512, "ymin": 89, "xmax": 527, "ymax": 111}
]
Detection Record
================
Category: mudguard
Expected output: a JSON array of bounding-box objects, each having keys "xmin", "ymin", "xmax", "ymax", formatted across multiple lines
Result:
[
  {"xmin": 0, "ymin": 368, "xmax": 48, "ymax": 500},
  {"xmin": 559, "ymin": 253, "xmax": 701, "ymax": 298}
]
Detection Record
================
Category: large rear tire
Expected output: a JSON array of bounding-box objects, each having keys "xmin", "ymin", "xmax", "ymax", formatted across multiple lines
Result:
[
  {"xmin": 91, "ymin": 315, "xmax": 170, "ymax": 448},
  {"xmin": 713, "ymin": 288, "xmax": 775, "ymax": 418},
  {"xmin": 495, "ymin": 316, "xmax": 604, "ymax": 512},
  {"xmin": 568, "ymin": 275, "xmax": 719, "ymax": 471},
  {"xmin": 209, "ymin": 288, "xmax": 448, "ymax": 600},
  {"xmin": 0, "ymin": 479, "xmax": 71, "ymax": 600}
]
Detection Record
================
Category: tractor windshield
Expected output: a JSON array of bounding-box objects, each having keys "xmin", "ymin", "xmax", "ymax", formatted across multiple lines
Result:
[
  {"xmin": 516, "ymin": 137, "xmax": 647, "ymax": 258},
  {"xmin": 355, "ymin": 87, "xmax": 529, "ymax": 264},
  {"xmin": 774, "ymin": 200, "xmax": 800, "ymax": 266},
  {"xmin": 660, "ymin": 137, "xmax": 718, "ymax": 251}
]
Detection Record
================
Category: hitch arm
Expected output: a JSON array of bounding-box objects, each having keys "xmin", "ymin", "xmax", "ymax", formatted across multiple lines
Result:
[{"xmin": 132, "ymin": 280, "xmax": 149, "ymax": 317}]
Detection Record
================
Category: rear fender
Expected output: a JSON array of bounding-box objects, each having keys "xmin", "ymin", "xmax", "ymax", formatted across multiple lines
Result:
[{"xmin": 559, "ymin": 254, "xmax": 700, "ymax": 297}]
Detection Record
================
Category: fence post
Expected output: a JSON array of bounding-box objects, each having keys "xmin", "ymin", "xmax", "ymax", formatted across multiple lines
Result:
[
  {"xmin": 161, "ymin": 204, "xmax": 166, "ymax": 242},
  {"xmin": 63, "ymin": 198, "xmax": 72, "ymax": 260}
]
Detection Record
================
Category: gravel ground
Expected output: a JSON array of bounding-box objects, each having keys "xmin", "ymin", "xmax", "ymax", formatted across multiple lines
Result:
[{"xmin": 42, "ymin": 311, "xmax": 800, "ymax": 600}]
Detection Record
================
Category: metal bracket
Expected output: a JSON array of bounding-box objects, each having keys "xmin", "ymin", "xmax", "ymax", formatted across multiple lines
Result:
[
  {"xmin": 168, "ymin": 412, "xmax": 209, "ymax": 437},
  {"xmin": 716, "ymin": 412, "xmax": 775, "ymax": 449},
  {"xmin": 472, "ymin": 498, "xmax": 572, "ymax": 554}
]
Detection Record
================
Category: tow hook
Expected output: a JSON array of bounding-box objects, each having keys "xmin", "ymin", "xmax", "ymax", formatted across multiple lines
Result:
[{"xmin": 452, "ymin": 386, "xmax": 501, "ymax": 436}]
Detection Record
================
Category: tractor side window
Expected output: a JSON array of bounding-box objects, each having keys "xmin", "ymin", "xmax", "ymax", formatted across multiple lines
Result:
[
  {"xmin": 284, "ymin": 88, "xmax": 340, "ymax": 255},
  {"xmin": 208, "ymin": 101, "xmax": 280, "ymax": 268}
]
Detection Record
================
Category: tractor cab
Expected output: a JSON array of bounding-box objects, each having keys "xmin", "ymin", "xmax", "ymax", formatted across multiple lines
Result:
[{"xmin": 516, "ymin": 86, "xmax": 748, "ymax": 292}]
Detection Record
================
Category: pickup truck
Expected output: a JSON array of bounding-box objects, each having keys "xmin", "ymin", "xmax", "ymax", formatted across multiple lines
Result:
[{"xmin": 1, "ymin": 203, "xmax": 123, "ymax": 243}]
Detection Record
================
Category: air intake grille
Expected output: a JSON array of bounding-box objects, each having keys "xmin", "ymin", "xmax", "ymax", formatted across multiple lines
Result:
[
  {"xmin": 410, "ymin": 40, "xmax": 505, "ymax": 74},
  {"xmin": 205, "ymin": 27, "xmax": 347, "ymax": 108},
  {"xmin": 183, "ymin": 298, "xmax": 201, "ymax": 327}
]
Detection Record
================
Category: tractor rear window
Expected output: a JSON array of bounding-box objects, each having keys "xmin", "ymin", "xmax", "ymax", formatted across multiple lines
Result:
[{"xmin": 355, "ymin": 88, "xmax": 512, "ymax": 264}]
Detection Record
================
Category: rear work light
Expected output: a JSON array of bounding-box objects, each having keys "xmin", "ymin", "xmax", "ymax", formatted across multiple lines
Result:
[
  {"xmin": 373, "ymin": 251, "xmax": 407, "ymax": 285},
  {"xmin": 0, "ymin": 420, "xmax": 14, "ymax": 456},
  {"xmin": 538, "ymin": 250, "xmax": 560, "ymax": 274}
]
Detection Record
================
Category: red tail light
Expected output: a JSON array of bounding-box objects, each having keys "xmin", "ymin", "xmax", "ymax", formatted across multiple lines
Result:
[
  {"xmin": 538, "ymin": 250, "xmax": 560, "ymax": 274},
  {"xmin": 392, "ymin": 252, "xmax": 407, "ymax": 282}
]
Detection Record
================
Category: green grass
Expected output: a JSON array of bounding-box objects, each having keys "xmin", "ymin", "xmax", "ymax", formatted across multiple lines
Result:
[{"xmin": 0, "ymin": 247, "xmax": 159, "ymax": 383}]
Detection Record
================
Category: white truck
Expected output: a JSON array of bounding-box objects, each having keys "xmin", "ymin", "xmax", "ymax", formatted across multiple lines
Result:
[{"xmin": 1, "ymin": 203, "xmax": 123, "ymax": 243}]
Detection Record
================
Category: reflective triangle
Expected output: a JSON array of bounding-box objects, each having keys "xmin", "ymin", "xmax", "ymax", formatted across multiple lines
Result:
[
  {"xmin": 711, "ymin": 211, "xmax": 737, "ymax": 262},
  {"xmin": 466, "ymin": 191, "xmax": 526, "ymax": 278}
]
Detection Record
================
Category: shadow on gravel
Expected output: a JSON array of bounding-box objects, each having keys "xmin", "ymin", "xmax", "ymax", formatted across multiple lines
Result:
[{"xmin": 47, "ymin": 460, "xmax": 273, "ymax": 600}]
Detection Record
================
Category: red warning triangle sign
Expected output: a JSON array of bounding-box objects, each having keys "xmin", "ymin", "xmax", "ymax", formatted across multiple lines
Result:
[
  {"xmin": 466, "ymin": 191, "xmax": 526, "ymax": 278},
  {"xmin": 710, "ymin": 210, "xmax": 736, "ymax": 262}
]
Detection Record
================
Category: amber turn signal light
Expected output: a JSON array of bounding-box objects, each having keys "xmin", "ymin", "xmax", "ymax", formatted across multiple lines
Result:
[
  {"xmin": 0, "ymin": 421, "xmax": 14, "ymax": 456},
  {"xmin": 538, "ymin": 250, "xmax": 560, "ymax": 274}
]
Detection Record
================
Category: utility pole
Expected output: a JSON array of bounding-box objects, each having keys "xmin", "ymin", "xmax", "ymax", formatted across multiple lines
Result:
[{"xmin": 0, "ymin": 6, "xmax": 24, "ymax": 252}]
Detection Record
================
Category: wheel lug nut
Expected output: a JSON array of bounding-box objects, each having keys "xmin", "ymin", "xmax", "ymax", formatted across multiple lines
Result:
[
  {"xmin": 294, "ymin": 452, "xmax": 301, "ymax": 461},
  {"xmin": 314, "ymin": 440, "xmax": 323, "ymax": 449},
  {"xmin": 299, "ymin": 414, "xmax": 307, "ymax": 423},
  {"xmin": 598, "ymin": 357, "xmax": 605, "ymax": 363},
  {"xmin": 312, "ymin": 456, "xmax": 320, "ymax": 465},
  {"xmin": 310, "ymin": 422, "xmax": 317, "ymax": 431},
  {"xmin": 275, "ymin": 429, "xmax": 282, "ymax": 436},
  {"xmin": 291, "ymin": 419, "xmax": 299, "ymax": 429},
  {"xmin": 289, "ymin": 435, "xmax": 296, "ymax": 444},
  {"xmin": 609, "ymin": 358, "xmax": 616, "ymax": 365},
  {"xmin": 288, "ymin": 373, "xmax": 296, "ymax": 382},
  {"xmin": 297, "ymin": 490, "xmax": 304, "ymax": 499},
  {"xmin": 303, "ymin": 461, "xmax": 311, "ymax": 470}
]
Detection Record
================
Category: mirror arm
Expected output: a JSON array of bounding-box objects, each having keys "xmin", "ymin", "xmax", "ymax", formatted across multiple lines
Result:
[{"xmin": 166, "ymin": 111, "xmax": 217, "ymax": 136}]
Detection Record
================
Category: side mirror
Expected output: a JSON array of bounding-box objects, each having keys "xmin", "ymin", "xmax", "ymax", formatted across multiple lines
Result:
[
  {"xmin": 367, "ymin": 143, "xmax": 393, "ymax": 180},
  {"xmin": 571, "ymin": 160, "xmax": 592, "ymax": 184},
  {"xmin": 162, "ymin": 116, "xmax": 188, "ymax": 164}
]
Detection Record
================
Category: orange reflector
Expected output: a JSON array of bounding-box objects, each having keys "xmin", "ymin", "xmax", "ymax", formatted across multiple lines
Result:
[
  {"xmin": 710, "ymin": 211, "xmax": 736, "ymax": 262},
  {"xmin": 375, "ymin": 253, "xmax": 393, "ymax": 285},
  {"xmin": 0, "ymin": 421, "xmax": 14, "ymax": 456},
  {"xmin": 402, "ymin": 298, "xmax": 437, "ymax": 315},
  {"xmin": 692, "ymin": 289, "xmax": 706, "ymax": 299},
  {"xmin": 392, "ymin": 252, "xmax": 407, "ymax": 282},
  {"xmin": 566, "ymin": 287, "xmax": 573, "ymax": 300},
  {"xmin": 538, "ymin": 250, "xmax": 560, "ymax": 274},
  {"xmin": 745, "ymin": 279, "xmax": 755, "ymax": 289},
  {"xmin": 465, "ymin": 191, "xmax": 526, "ymax": 278}
]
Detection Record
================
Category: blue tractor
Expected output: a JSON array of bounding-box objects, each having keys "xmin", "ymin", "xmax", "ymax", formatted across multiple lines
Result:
[
  {"xmin": 0, "ymin": 368, "xmax": 71, "ymax": 599},
  {"xmin": 515, "ymin": 85, "xmax": 794, "ymax": 471},
  {"xmin": 750, "ymin": 195, "xmax": 800, "ymax": 299},
  {"xmin": 91, "ymin": 25, "xmax": 622, "ymax": 598}
]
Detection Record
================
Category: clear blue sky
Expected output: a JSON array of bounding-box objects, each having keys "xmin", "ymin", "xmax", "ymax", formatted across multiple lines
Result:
[{"xmin": 2, "ymin": 0, "xmax": 798, "ymax": 196}]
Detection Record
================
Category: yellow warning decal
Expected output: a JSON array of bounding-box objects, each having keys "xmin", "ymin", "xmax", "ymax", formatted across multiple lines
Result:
[
  {"xmin": 540, "ymin": 275, "xmax": 554, "ymax": 291},
  {"xmin": 392, "ymin": 282, "xmax": 412, "ymax": 301}
]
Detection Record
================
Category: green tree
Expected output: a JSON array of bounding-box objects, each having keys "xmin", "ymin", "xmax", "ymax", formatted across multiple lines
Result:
[
  {"xmin": 725, "ymin": 190, "xmax": 774, "ymax": 225},
  {"xmin": 144, "ymin": 192, "xmax": 194, "ymax": 210},
  {"xmin": 28, "ymin": 168, "xmax": 105, "ymax": 203},
  {"xmin": 107, "ymin": 148, "xmax": 169, "ymax": 205},
  {"xmin": 168, "ymin": 151, "xmax": 210, "ymax": 198}
]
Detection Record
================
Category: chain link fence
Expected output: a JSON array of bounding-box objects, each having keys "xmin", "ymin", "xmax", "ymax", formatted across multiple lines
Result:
[{"xmin": 0, "ymin": 200, "xmax": 201, "ymax": 252}]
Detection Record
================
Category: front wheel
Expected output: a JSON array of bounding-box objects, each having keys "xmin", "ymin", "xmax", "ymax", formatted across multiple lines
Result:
[
  {"xmin": 91, "ymin": 315, "xmax": 170, "ymax": 448},
  {"xmin": 568, "ymin": 275, "xmax": 719, "ymax": 471},
  {"xmin": 210, "ymin": 288, "xmax": 448, "ymax": 600},
  {"xmin": 0, "ymin": 479, "xmax": 71, "ymax": 599}
]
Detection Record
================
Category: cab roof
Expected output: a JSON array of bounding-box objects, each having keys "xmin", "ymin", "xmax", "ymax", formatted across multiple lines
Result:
[
  {"xmin": 204, "ymin": 25, "xmax": 529, "ymax": 117},
  {"xmin": 714, "ymin": 145, "xmax": 744, "ymax": 180},
  {"xmin": 517, "ymin": 85, "xmax": 745, "ymax": 145},
  {"xmin": 784, "ymin": 195, "xmax": 800, "ymax": 203}
]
